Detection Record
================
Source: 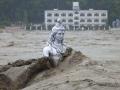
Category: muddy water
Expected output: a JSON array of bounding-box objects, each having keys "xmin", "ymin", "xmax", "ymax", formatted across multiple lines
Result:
[{"xmin": 0, "ymin": 30, "xmax": 120, "ymax": 65}]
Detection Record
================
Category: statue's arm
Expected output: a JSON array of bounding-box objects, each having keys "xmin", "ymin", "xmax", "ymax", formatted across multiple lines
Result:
[{"xmin": 43, "ymin": 46, "xmax": 50, "ymax": 57}]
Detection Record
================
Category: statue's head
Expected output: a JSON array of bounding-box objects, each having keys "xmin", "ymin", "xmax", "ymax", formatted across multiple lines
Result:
[
  {"xmin": 57, "ymin": 18, "xmax": 62, "ymax": 24},
  {"xmin": 55, "ymin": 30, "xmax": 65, "ymax": 41},
  {"xmin": 48, "ymin": 18, "xmax": 65, "ymax": 45}
]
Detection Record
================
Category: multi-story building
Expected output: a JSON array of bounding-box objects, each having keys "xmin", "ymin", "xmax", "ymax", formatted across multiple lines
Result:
[{"xmin": 45, "ymin": 2, "xmax": 108, "ymax": 30}]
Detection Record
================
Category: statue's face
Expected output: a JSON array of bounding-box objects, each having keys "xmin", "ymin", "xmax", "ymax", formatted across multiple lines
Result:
[{"xmin": 55, "ymin": 30, "xmax": 64, "ymax": 41}]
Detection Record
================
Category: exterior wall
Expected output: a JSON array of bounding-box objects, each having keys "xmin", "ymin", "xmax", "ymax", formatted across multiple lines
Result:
[{"xmin": 45, "ymin": 9, "xmax": 108, "ymax": 30}]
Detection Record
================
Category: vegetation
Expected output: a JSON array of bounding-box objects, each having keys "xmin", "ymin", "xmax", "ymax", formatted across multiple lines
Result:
[{"xmin": 0, "ymin": 0, "xmax": 120, "ymax": 26}]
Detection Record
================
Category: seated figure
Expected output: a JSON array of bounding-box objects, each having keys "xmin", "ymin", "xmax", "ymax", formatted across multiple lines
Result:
[{"xmin": 43, "ymin": 18, "xmax": 66, "ymax": 67}]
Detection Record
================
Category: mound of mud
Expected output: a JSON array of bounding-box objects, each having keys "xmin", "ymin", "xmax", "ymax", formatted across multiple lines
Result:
[
  {"xmin": 0, "ymin": 58, "xmax": 49, "ymax": 90},
  {"xmin": 0, "ymin": 74, "xmax": 15, "ymax": 90},
  {"xmin": 0, "ymin": 47, "xmax": 92, "ymax": 90}
]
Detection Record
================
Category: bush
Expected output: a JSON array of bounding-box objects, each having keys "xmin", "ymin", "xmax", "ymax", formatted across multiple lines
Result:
[{"xmin": 0, "ymin": 20, "xmax": 11, "ymax": 28}]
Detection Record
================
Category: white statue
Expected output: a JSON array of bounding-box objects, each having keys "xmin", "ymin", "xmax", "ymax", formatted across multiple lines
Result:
[{"xmin": 43, "ymin": 18, "xmax": 66, "ymax": 67}]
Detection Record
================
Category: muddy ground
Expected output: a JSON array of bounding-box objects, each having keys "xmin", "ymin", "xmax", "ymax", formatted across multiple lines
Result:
[{"xmin": 0, "ymin": 28, "xmax": 120, "ymax": 90}]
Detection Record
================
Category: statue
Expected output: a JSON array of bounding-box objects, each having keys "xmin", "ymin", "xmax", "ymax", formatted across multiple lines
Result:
[{"xmin": 43, "ymin": 18, "xmax": 66, "ymax": 67}]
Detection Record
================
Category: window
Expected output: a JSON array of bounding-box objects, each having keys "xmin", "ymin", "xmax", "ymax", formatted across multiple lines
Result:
[
  {"xmin": 74, "ymin": 22, "xmax": 79, "ymax": 25},
  {"xmin": 87, "ymin": 24, "xmax": 92, "ymax": 26},
  {"xmin": 101, "ymin": 13, "xmax": 106, "ymax": 16},
  {"xmin": 75, "ymin": 11, "xmax": 79, "ymax": 14},
  {"xmin": 80, "ymin": 19, "xmax": 85, "ymax": 22},
  {"xmin": 80, "ymin": 13, "xmax": 85, "ymax": 16},
  {"xmin": 74, "ymin": 17, "xmax": 79, "ymax": 20},
  {"xmin": 68, "ymin": 13, "xmax": 73, "ymax": 16},
  {"xmin": 47, "ymin": 19, "xmax": 52, "ymax": 22},
  {"xmin": 87, "ymin": 19, "xmax": 92, "ymax": 22},
  {"xmin": 54, "ymin": 19, "xmax": 57, "ymax": 22},
  {"xmin": 54, "ymin": 13, "xmax": 59, "ymax": 17},
  {"xmin": 101, "ymin": 19, "xmax": 107, "ymax": 22},
  {"xmin": 62, "ymin": 19, "xmax": 66, "ymax": 22},
  {"xmin": 94, "ymin": 19, "xmax": 99, "ymax": 22},
  {"xmin": 68, "ymin": 19, "xmax": 73, "ymax": 22},
  {"xmin": 94, "ymin": 13, "xmax": 99, "ymax": 16},
  {"xmin": 47, "ymin": 13, "xmax": 52, "ymax": 16},
  {"xmin": 87, "ymin": 13, "xmax": 92, "ymax": 16},
  {"xmin": 61, "ymin": 13, "xmax": 66, "ymax": 16}
]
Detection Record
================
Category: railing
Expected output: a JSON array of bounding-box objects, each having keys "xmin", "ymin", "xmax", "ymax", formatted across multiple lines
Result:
[{"xmin": 25, "ymin": 24, "xmax": 109, "ymax": 31}]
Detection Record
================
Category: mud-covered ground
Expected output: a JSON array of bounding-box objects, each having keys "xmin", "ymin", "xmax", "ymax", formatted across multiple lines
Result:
[{"xmin": 0, "ymin": 29, "xmax": 120, "ymax": 90}]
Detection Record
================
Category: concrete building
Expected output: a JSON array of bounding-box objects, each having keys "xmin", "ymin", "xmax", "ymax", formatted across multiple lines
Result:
[{"xmin": 44, "ymin": 2, "xmax": 108, "ymax": 30}]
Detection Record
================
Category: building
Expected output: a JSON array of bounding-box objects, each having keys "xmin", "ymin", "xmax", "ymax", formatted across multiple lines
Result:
[{"xmin": 45, "ymin": 2, "xmax": 108, "ymax": 30}]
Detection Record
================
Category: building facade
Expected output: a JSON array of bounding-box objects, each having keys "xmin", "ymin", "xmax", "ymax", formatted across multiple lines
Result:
[{"xmin": 45, "ymin": 2, "xmax": 108, "ymax": 30}]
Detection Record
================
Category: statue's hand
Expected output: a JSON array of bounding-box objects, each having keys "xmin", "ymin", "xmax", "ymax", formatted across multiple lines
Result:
[{"xmin": 63, "ymin": 47, "xmax": 73, "ymax": 57}]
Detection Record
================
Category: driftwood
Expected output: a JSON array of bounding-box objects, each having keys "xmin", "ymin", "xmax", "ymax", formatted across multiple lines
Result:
[{"xmin": 0, "ymin": 47, "xmax": 90, "ymax": 90}]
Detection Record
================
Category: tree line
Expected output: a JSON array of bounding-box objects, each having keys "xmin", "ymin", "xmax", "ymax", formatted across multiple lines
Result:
[{"xmin": 0, "ymin": 0, "xmax": 120, "ymax": 27}]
